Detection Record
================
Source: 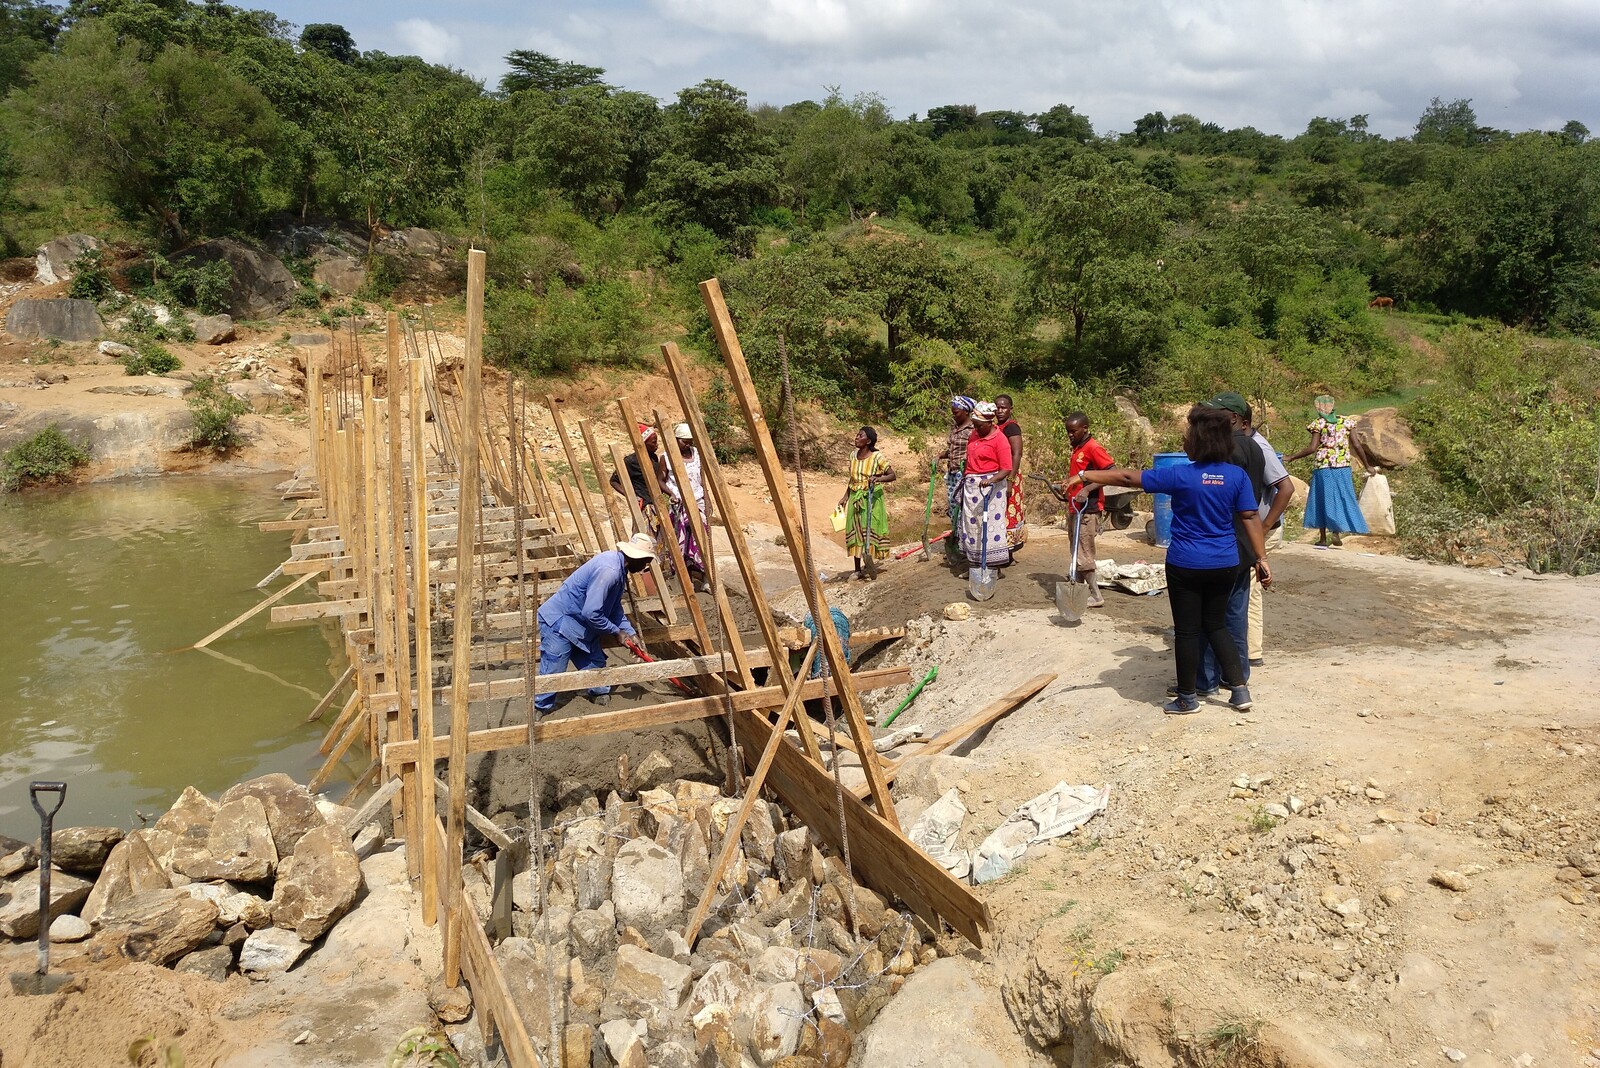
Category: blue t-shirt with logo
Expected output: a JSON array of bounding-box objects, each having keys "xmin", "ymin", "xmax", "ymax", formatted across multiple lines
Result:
[{"xmin": 1142, "ymin": 461, "xmax": 1257, "ymax": 569}]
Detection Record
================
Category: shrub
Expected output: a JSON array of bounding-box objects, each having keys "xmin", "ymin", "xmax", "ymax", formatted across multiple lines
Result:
[
  {"xmin": 700, "ymin": 376, "xmax": 750, "ymax": 464},
  {"xmin": 67, "ymin": 248, "xmax": 113, "ymax": 301},
  {"xmin": 186, "ymin": 376, "xmax": 249, "ymax": 452},
  {"xmin": 1, "ymin": 425, "xmax": 90, "ymax": 491},
  {"xmin": 124, "ymin": 341, "xmax": 181, "ymax": 376}
]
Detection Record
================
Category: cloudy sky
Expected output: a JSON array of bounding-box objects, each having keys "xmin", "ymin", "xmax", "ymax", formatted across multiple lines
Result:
[{"xmin": 263, "ymin": 0, "xmax": 1598, "ymax": 138}]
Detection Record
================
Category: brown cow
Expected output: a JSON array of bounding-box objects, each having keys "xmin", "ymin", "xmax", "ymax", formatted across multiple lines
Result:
[{"xmin": 1368, "ymin": 296, "xmax": 1395, "ymax": 310}]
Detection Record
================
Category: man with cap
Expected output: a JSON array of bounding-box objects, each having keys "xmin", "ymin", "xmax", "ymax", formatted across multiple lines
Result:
[
  {"xmin": 1193, "ymin": 392, "xmax": 1265, "ymax": 698},
  {"xmin": 1223, "ymin": 394, "xmax": 1296, "ymax": 664},
  {"xmin": 534, "ymin": 533, "xmax": 657, "ymax": 714}
]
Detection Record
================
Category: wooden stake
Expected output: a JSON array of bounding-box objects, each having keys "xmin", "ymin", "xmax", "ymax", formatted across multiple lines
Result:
[
  {"xmin": 386, "ymin": 312, "xmax": 418, "ymax": 877},
  {"xmin": 411, "ymin": 355, "xmax": 440, "ymax": 926},
  {"xmin": 698, "ymin": 278, "xmax": 899, "ymax": 827},
  {"xmin": 306, "ymin": 664, "xmax": 356, "ymax": 723},
  {"xmin": 190, "ymin": 571, "xmax": 316, "ymax": 650}
]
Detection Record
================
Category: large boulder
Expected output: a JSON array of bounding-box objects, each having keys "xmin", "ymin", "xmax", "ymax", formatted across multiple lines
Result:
[
  {"xmin": 5, "ymin": 298, "xmax": 102, "ymax": 342},
  {"xmin": 191, "ymin": 313, "xmax": 236, "ymax": 345},
  {"xmin": 172, "ymin": 794, "xmax": 278, "ymax": 883},
  {"xmin": 35, "ymin": 234, "xmax": 100, "ymax": 285},
  {"xmin": 223, "ymin": 377, "xmax": 288, "ymax": 413},
  {"xmin": 0, "ymin": 868, "xmax": 94, "ymax": 938},
  {"xmin": 86, "ymin": 888, "xmax": 218, "ymax": 966},
  {"xmin": 1350, "ymin": 407, "xmax": 1420, "ymax": 469},
  {"xmin": 175, "ymin": 238, "xmax": 297, "ymax": 320},
  {"xmin": 611, "ymin": 838, "xmax": 685, "ymax": 936},
  {"xmin": 219, "ymin": 773, "xmax": 327, "ymax": 858},
  {"xmin": 605, "ymin": 944, "xmax": 694, "ymax": 1023},
  {"xmin": 746, "ymin": 981, "xmax": 806, "ymax": 1065},
  {"xmin": 861, "ymin": 957, "xmax": 1034, "ymax": 1067},
  {"xmin": 46, "ymin": 826, "xmax": 124, "ymax": 875},
  {"xmin": 82, "ymin": 832, "xmax": 171, "ymax": 923},
  {"xmin": 269, "ymin": 823, "xmax": 362, "ymax": 941},
  {"xmin": 312, "ymin": 252, "xmax": 365, "ymax": 295}
]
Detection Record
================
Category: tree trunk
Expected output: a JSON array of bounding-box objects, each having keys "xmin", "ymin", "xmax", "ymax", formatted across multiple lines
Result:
[
  {"xmin": 888, "ymin": 321, "xmax": 901, "ymax": 360},
  {"xmin": 1073, "ymin": 309, "xmax": 1086, "ymax": 347}
]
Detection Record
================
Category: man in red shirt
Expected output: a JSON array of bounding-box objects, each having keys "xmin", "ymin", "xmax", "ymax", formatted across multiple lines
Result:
[{"xmin": 1064, "ymin": 412, "xmax": 1115, "ymax": 607}]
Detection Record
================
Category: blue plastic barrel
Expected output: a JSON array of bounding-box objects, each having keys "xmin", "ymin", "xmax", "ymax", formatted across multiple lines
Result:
[{"xmin": 1150, "ymin": 451, "xmax": 1188, "ymax": 548}]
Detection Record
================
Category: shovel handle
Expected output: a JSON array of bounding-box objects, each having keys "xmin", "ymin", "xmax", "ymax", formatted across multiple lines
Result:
[{"xmin": 29, "ymin": 782, "xmax": 66, "ymax": 820}]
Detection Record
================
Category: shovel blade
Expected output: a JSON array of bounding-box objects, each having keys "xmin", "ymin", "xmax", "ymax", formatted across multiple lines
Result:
[
  {"xmin": 1055, "ymin": 581, "xmax": 1087, "ymax": 624},
  {"xmin": 968, "ymin": 567, "xmax": 998, "ymax": 601},
  {"xmin": 9, "ymin": 971, "xmax": 81, "ymax": 996}
]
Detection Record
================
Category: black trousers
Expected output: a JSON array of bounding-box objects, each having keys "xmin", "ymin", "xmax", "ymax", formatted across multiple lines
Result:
[{"xmin": 1166, "ymin": 563, "xmax": 1247, "ymax": 694}]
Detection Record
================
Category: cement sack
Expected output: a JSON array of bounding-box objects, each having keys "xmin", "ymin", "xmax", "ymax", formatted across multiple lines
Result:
[
  {"xmin": 907, "ymin": 788, "xmax": 970, "ymax": 880},
  {"xmin": 1359, "ymin": 472, "xmax": 1396, "ymax": 535},
  {"xmin": 972, "ymin": 782, "xmax": 1108, "ymax": 884}
]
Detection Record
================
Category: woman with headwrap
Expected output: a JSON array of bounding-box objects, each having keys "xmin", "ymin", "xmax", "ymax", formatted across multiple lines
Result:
[
  {"xmin": 663, "ymin": 422, "xmax": 710, "ymax": 590},
  {"xmin": 1285, "ymin": 394, "xmax": 1370, "ymax": 547},
  {"xmin": 960, "ymin": 402, "xmax": 1013, "ymax": 570},
  {"xmin": 995, "ymin": 393, "xmax": 1027, "ymax": 553},
  {"xmin": 938, "ymin": 396, "xmax": 976, "ymax": 560},
  {"xmin": 837, "ymin": 427, "xmax": 896, "ymax": 578}
]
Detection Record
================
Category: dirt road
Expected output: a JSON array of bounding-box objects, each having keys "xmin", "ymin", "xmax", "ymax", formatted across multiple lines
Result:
[{"xmin": 830, "ymin": 522, "xmax": 1600, "ymax": 1065}]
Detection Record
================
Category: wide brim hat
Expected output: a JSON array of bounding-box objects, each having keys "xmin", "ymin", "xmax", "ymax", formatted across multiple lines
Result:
[{"xmin": 617, "ymin": 533, "xmax": 657, "ymax": 560}]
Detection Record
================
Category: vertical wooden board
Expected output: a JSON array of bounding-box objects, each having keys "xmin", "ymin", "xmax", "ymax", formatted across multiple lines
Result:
[
  {"xmin": 410, "ymin": 356, "xmax": 440, "ymax": 926},
  {"xmin": 697, "ymin": 278, "xmax": 899, "ymax": 827}
]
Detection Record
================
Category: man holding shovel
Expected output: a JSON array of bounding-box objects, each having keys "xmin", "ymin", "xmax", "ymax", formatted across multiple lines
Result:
[
  {"xmin": 533, "ymin": 533, "xmax": 658, "ymax": 714},
  {"xmin": 1063, "ymin": 412, "xmax": 1115, "ymax": 608}
]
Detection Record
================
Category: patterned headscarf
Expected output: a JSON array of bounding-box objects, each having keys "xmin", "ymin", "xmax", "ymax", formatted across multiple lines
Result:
[
  {"xmin": 972, "ymin": 401, "xmax": 997, "ymax": 422},
  {"xmin": 951, "ymin": 396, "xmax": 977, "ymax": 412}
]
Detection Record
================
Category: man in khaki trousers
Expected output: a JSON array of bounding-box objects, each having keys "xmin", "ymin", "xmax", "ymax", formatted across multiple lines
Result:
[{"xmin": 1238, "ymin": 399, "xmax": 1294, "ymax": 664}]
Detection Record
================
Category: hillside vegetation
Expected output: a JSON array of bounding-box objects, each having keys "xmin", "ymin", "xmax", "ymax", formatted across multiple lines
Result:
[{"xmin": 1, "ymin": 1, "xmax": 1597, "ymax": 569}]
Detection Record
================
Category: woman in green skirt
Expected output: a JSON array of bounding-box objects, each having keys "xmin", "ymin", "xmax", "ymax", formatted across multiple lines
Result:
[{"xmin": 838, "ymin": 426, "xmax": 896, "ymax": 578}]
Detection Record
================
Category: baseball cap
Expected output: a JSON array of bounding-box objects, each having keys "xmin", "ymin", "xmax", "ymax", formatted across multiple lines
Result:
[{"xmin": 1202, "ymin": 392, "xmax": 1250, "ymax": 419}]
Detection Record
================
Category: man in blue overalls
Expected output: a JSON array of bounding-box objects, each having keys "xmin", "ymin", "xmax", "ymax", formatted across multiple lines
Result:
[{"xmin": 534, "ymin": 533, "xmax": 657, "ymax": 714}]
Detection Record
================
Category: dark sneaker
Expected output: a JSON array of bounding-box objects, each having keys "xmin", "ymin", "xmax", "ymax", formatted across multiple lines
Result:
[
  {"xmin": 1167, "ymin": 684, "xmax": 1220, "ymax": 698},
  {"xmin": 1164, "ymin": 695, "xmax": 1201, "ymax": 715},
  {"xmin": 1248, "ymin": 657, "xmax": 1265, "ymax": 667},
  {"xmin": 1229, "ymin": 686, "xmax": 1253, "ymax": 711}
]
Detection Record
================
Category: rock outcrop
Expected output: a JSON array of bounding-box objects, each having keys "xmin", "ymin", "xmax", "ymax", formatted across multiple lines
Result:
[
  {"xmin": 174, "ymin": 238, "xmax": 297, "ymax": 319},
  {"xmin": 35, "ymin": 234, "xmax": 100, "ymax": 285},
  {"xmin": 5, "ymin": 298, "xmax": 103, "ymax": 342}
]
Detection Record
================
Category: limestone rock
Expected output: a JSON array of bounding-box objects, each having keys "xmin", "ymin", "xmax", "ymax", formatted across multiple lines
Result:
[
  {"xmin": 1350, "ymin": 407, "xmax": 1419, "ymax": 469},
  {"xmin": 747, "ymin": 981, "xmax": 805, "ymax": 1065},
  {"xmin": 224, "ymin": 377, "xmax": 287, "ymax": 413},
  {"xmin": 173, "ymin": 795, "xmax": 278, "ymax": 882},
  {"xmin": 0, "ymin": 844, "xmax": 37, "ymax": 879},
  {"xmin": 0, "ymin": 868, "xmax": 93, "ymax": 938},
  {"xmin": 606, "ymin": 944, "xmax": 693, "ymax": 1022},
  {"xmin": 98, "ymin": 340, "xmax": 137, "ymax": 360},
  {"xmin": 942, "ymin": 602, "xmax": 969, "ymax": 622},
  {"xmin": 1431, "ymin": 869, "xmax": 1470, "ymax": 892},
  {"xmin": 240, "ymin": 925, "xmax": 312, "ymax": 976},
  {"xmin": 865, "ymin": 957, "xmax": 1027, "ymax": 1067},
  {"xmin": 48, "ymin": 914, "xmax": 92, "ymax": 943},
  {"xmin": 312, "ymin": 252, "xmax": 364, "ymax": 295},
  {"xmin": 636, "ymin": 750, "xmax": 674, "ymax": 791},
  {"xmin": 220, "ymin": 774, "xmax": 327, "ymax": 858},
  {"xmin": 5, "ymin": 298, "xmax": 102, "ymax": 342},
  {"xmin": 775, "ymin": 829, "xmax": 822, "ymax": 888},
  {"xmin": 742, "ymin": 799, "xmax": 778, "ymax": 866},
  {"xmin": 599, "ymin": 1019, "xmax": 648, "ymax": 1068},
  {"xmin": 570, "ymin": 905, "xmax": 617, "ymax": 962},
  {"xmin": 83, "ymin": 832, "xmax": 170, "ymax": 923},
  {"xmin": 35, "ymin": 234, "xmax": 101, "ymax": 285},
  {"xmin": 270, "ymin": 823, "xmax": 363, "ymax": 941},
  {"xmin": 87, "ymin": 888, "xmax": 219, "ymax": 966},
  {"xmin": 191, "ymin": 314, "xmax": 236, "ymax": 345},
  {"xmin": 892, "ymin": 755, "xmax": 977, "ymax": 804},
  {"xmin": 175, "ymin": 944, "xmax": 234, "ymax": 982},
  {"xmin": 428, "ymin": 978, "xmax": 473, "ymax": 1023},
  {"xmin": 179, "ymin": 882, "xmax": 271, "ymax": 928},
  {"xmin": 689, "ymin": 960, "xmax": 758, "ymax": 1017},
  {"xmin": 46, "ymin": 826, "xmax": 124, "ymax": 875},
  {"xmin": 611, "ymin": 837, "xmax": 684, "ymax": 935},
  {"xmin": 153, "ymin": 785, "xmax": 219, "ymax": 845},
  {"xmin": 174, "ymin": 238, "xmax": 297, "ymax": 320}
]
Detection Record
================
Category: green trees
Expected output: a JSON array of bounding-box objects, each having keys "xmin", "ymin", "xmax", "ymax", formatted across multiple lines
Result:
[
  {"xmin": 1414, "ymin": 97, "xmax": 1482, "ymax": 146},
  {"xmin": 1020, "ymin": 157, "xmax": 1173, "ymax": 371},
  {"xmin": 299, "ymin": 23, "xmax": 356, "ymax": 63},
  {"xmin": 646, "ymin": 80, "xmax": 779, "ymax": 243}
]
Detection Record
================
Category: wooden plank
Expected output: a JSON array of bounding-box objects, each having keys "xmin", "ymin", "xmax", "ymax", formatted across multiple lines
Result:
[
  {"xmin": 191, "ymin": 571, "xmax": 318, "ymax": 649},
  {"xmin": 445, "ymin": 247, "xmax": 487, "ymax": 986},
  {"xmin": 381, "ymin": 666, "xmax": 912, "ymax": 766},
  {"xmin": 685, "ymin": 644, "xmax": 816, "ymax": 946},
  {"xmin": 699, "ymin": 278, "xmax": 899, "ymax": 828},
  {"xmin": 258, "ymin": 517, "xmax": 320, "ymax": 532},
  {"xmin": 305, "ymin": 664, "xmax": 356, "ymax": 723},
  {"xmin": 270, "ymin": 597, "xmax": 369, "ymax": 623},
  {"xmin": 548, "ymin": 396, "xmax": 614, "ymax": 549},
  {"xmin": 411, "ymin": 354, "xmax": 440, "ymax": 927},
  {"xmin": 730, "ymin": 702, "xmax": 992, "ymax": 947},
  {"xmin": 345, "ymin": 775, "xmax": 404, "ymax": 834},
  {"xmin": 849, "ymin": 673, "xmax": 1056, "ymax": 799},
  {"xmin": 432, "ymin": 777, "xmax": 514, "ymax": 851},
  {"xmin": 608, "ymin": 441, "xmax": 680, "ymax": 626}
]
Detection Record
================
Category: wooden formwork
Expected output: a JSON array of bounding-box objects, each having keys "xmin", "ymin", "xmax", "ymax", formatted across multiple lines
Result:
[{"xmin": 225, "ymin": 253, "xmax": 1002, "ymax": 1067}]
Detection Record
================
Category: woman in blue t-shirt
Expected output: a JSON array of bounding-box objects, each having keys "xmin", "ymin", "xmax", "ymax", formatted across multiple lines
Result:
[{"xmin": 1066, "ymin": 407, "xmax": 1272, "ymax": 715}]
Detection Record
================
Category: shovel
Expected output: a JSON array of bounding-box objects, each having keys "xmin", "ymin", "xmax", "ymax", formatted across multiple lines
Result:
[
  {"xmin": 1055, "ymin": 508, "xmax": 1089, "ymax": 625},
  {"xmin": 10, "ymin": 781, "xmax": 75, "ymax": 997},
  {"xmin": 968, "ymin": 484, "xmax": 999, "ymax": 601}
]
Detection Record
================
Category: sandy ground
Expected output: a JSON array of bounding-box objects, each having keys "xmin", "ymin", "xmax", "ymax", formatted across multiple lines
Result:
[{"xmin": 819, "ymin": 521, "xmax": 1600, "ymax": 1065}]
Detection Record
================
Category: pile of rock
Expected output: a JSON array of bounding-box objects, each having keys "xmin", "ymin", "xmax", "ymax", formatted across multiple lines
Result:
[
  {"xmin": 479, "ymin": 769, "xmax": 943, "ymax": 1068},
  {"xmin": 0, "ymin": 774, "xmax": 372, "ymax": 983}
]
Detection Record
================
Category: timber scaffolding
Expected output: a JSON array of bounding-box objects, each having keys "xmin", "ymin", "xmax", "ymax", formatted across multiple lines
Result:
[{"xmin": 248, "ymin": 251, "xmax": 1045, "ymax": 1067}]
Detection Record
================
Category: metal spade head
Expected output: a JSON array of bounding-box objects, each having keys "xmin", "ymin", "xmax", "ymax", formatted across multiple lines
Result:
[
  {"xmin": 9, "ymin": 970, "xmax": 82, "ymax": 996},
  {"xmin": 968, "ymin": 566, "xmax": 998, "ymax": 601},
  {"xmin": 1055, "ymin": 581, "xmax": 1088, "ymax": 625}
]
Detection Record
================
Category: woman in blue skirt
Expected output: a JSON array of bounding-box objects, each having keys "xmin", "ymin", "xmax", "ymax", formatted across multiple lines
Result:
[{"xmin": 1286, "ymin": 394, "xmax": 1371, "ymax": 546}]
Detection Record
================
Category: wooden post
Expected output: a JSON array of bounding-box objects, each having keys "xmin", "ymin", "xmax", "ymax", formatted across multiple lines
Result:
[
  {"xmin": 444, "ymin": 248, "xmax": 487, "ymax": 984},
  {"xmin": 698, "ymin": 278, "xmax": 899, "ymax": 828},
  {"xmin": 386, "ymin": 313, "xmax": 418, "ymax": 875},
  {"xmin": 547, "ymin": 397, "xmax": 612, "ymax": 549},
  {"xmin": 608, "ymin": 442, "xmax": 679, "ymax": 627},
  {"xmin": 410, "ymin": 354, "xmax": 440, "ymax": 926}
]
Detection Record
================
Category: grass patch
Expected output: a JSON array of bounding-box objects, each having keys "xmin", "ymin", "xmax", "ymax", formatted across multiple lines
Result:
[
  {"xmin": 186, "ymin": 376, "xmax": 249, "ymax": 453},
  {"xmin": 1244, "ymin": 805, "xmax": 1280, "ymax": 833},
  {"xmin": 2, "ymin": 425, "xmax": 90, "ymax": 491},
  {"xmin": 1205, "ymin": 1016, "xmax": 1264, "ymax": 1066}
]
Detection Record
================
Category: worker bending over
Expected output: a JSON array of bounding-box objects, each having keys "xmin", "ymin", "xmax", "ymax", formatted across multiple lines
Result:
[{"xmin": 534, "ymin": 533, "xmax": 657, "ymax": 714}]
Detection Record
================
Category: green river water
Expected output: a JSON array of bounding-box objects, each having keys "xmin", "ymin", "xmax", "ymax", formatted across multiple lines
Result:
[{"xmin": 0, "ymin": 475, "xmax": 343, "ymax": 841}]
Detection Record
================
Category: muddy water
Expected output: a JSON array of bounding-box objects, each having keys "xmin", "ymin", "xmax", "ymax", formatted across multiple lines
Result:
[{"xmin": 0, "ymin": 475, "xmax": 342, "ymax": 840}]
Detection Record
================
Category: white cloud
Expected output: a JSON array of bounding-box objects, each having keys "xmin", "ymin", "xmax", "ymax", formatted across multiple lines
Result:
[{"xmin": 393, "ymin": 18, "xmax": 462, "ymax": 65}]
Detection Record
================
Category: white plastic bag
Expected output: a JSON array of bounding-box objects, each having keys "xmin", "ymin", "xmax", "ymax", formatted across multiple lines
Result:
[{"xmin": 1359, "ymin": 472, "xmax": 1396, "ymax": 535}]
